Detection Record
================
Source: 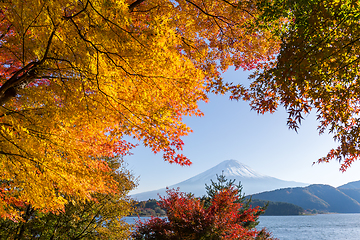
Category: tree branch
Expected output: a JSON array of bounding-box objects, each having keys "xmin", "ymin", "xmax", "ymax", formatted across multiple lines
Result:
[
  {"xmin": 0, "ymin": 29, "xmax": 56, "ymax": 105},
  {"xmin": 129, "ymin": 0, "xmax": 147, "ymax": 12},
  {"xmin": 63, "ymin": 0, "xmax": 90, "ymax": 20}
]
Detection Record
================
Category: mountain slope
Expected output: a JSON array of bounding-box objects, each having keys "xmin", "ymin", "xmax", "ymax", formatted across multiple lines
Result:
[
  {"xmin": 251, "ymin": 184, "xmax": 360, "ymax": 213},
  {"xmin": 338, "ymin": 188, "xmax": 360, "ymax": 203},
  {"xmin": 132, "ymin": 159, "xmax": 308, "ymax": 200}
]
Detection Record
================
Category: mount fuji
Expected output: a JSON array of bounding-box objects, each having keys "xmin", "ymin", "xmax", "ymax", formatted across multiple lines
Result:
[{"xmin": 131, "ymin": 159, "xmax": 308, "ymax": 201}]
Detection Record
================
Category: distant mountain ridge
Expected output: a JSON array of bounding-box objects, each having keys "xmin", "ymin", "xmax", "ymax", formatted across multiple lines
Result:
[
  {"xmin": 338, "ymin": 180, "xmax": 360, "ymax": 189},
  {"xmin": 250, "ymin": 184, "xmax": 360, "ymax": 213},
  {"xmin": 131, "ymin": 159, "xmax": 308, "ymax": 200}
]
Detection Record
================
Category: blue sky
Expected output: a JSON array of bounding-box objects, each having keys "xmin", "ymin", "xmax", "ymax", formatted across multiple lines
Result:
[{"xmin": 125, "ymin": 68, "xmax": 360, "ymax": 195}]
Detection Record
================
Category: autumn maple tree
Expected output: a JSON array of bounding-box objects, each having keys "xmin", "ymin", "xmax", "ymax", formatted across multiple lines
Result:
[
  {"xmin": 0, "ymin": 0, "xmax": 279, "ymax": 219},
  {"xmin": 246, "ymin": 0, "xmax": 360, "ymax": 171}
]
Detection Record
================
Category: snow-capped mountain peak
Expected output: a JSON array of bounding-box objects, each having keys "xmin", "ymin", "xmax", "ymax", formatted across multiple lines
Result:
[
  {"xmin": 131, "ymin": 159, "xmax": 308, "ymax": 200},
  {"xmin": 214, "ymin": 159, "xmax": 265, "ymax": 178}
]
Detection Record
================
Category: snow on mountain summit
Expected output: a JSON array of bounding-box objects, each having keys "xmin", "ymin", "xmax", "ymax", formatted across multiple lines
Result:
[
  {"xmin": 174, "ymin": 159, "xmax": 266, "ymax": 186},
  {"xmin": 215, "ymin": 159, "xmax": 266, "ymax": 178}
]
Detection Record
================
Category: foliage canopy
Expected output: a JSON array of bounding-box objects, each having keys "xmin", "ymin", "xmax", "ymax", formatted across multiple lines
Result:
[
  {"xmin": 0, "ymin": 0, "xmax": 278, "ymax": 218},
  {"xmin": 1, "ymin": 0, "xmax": 360, "ymax": 219}
]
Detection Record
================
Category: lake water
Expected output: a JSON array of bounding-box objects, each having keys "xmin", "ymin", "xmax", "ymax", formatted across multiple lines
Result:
[
  {"xmin": 257, "ymin": 214, "xmax": 360, "ymax": 240},
  {"xmin": 124, "ymin": 213, "xmax": 360, "ymax": 239}
]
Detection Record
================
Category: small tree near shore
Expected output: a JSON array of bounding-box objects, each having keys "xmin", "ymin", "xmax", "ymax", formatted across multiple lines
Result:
[{"xmin": 202, "ymin": 173, "xmax": 267, "ymax": 229}]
